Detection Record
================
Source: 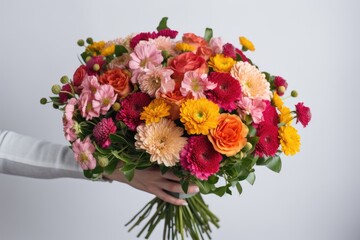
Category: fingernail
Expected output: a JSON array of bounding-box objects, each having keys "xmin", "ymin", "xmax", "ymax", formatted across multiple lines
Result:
[
  {"xmin": 193, "ymin": 186, "xmax": 200, "ymax": 193},
  {"xmin": 181, "ymin": 201, "xmax": 188, "ymax": 206}
]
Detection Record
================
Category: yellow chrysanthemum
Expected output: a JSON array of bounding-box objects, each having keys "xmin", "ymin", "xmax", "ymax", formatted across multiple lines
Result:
[
  {"xmin": 208, "ymin": 54, "xmax": 236, "ymax": 73},
  {"xmin": 272, "ymin": 91, "xmax": 284, "ymax": 111},
  {"xmin": 180, "ymin": 98, "xmax": 220, "ymax": 135},
  {"xmin": 86, "ymin": 41, "xmax": 106, "ymax": 54},
  {"xmin": 279, "ymin": 105, "xmax": 293, "ymax": 125},
  {"xmin": 239, "ymin": 36, "xmax": 255, "ymax": 51},
  {"xmin": 175, "ymin": 42, "xmax": 195, "ymax": 52},
  {"xmin": 140, "ymin": 98, "xmax": 171, "ymax": 125},
  {"xmin": 279, "ymin": 125, "xmax": 301, "ymax": 156},
  {"xmin": 101, "ymin": 44, "xmax": 115, "ymax": 56}
]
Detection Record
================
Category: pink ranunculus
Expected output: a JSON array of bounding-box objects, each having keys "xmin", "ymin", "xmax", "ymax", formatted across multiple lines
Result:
[
  {"xmin": 93, "ymin": 84, "xmax": 117, "ymax": 115},
  {"xmin": 72, "ymin": 137, "xmax": 96, "ymax": 170}
]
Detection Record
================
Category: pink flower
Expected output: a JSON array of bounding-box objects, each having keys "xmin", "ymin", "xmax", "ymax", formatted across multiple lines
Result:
[
  {"xmin": 64, "ymin": 98, "xmax": 77, "ymax": 121},
  {"xmin": 274, "ymin": 76, "xmax": 288, "ymax": 96},
  {"xmin": 295, "ymin": 102, "xmax": 312, "ymax": 127},
  {"xmin": 180, "ymin": 135, "xmax": 222, "ymax": 180},
  {"xmin": 222, "ymin": 43, "xmax": 236, "ymax": 59},
  {"xmin": 261, "ymin": 101, "xmax": 279, "ymax": 126},
  {"xmin": 93, "ymin": 84, "xmax": 117, "ymax": 115},
  {"xmin": 86, "ymin": 56, "xmax": 105, "ymax": 76},
  {"xmin": 81, "ymin": 75, "xmax": 100, "ymax": 94},
  {"xmin": 72, "ymin": 137, "xmax": 96, "ymax": 170},
  {"xmin": 180, "ymin": 71, "xmax": 217, "ymax": 99},
  {"xmin": 205, "ymin": 72, "xmax": 242, "ymax": 111},
  {"xmin": 209, "ymin": 37, "xmax": 223, "ymax": 54},
  {"xmin": 116, "ymin": 92, "xmax": 152, "ymax": 131},
  {"xmin": 63, "ymin": 118, "xmax": 77, "ymax": 142},
  {"xmin": 129, "ymin": 41, "xmax": 163, "ymax": 71},
  {"xmin": 79, "ymin": 92, "xmax": 100, "ymax": 120},
  {"xmin": 137, "ymin": 65, "xmax": 174, "ymax": 97},
  {"xmin": 237, "ymin": 97, "xmax": 266, "ymax": 124},
  {"xmin": 93, "ymin": 118, "xmax": 117, "ymax": 148},
  {"xmin": 254, "ymin": 122, "xmax": 279, "ymax": 157},
  {"xmin": 157, "ymin": 29, "xmax": 178, "ymax": 39}
]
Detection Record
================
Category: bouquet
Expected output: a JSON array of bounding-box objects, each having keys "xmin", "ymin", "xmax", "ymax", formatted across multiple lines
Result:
[{"xmin": 41, "ymin": 17, "xmax": 311, "ymax": 239}]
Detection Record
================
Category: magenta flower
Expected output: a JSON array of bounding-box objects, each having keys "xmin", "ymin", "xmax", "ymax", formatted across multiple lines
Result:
[
  {"xmin": 130, "ymin": 31, "xmax": 158, "ymax": 49},
  {"xmin": 59, "ymin": 84, "xmax": 72, "ymax": 104},
  {"xmin": 129, "ymin": 41, "xmax": 163, "ymax": 71},
  {"xmin": 72, "ymin": 137, "xmax": 96, "ymax": 170},
  {"xmin": 254, "ymin": 122, "xmax": 280, "ymax": 157},
  {"xmin": 295, "ymin": 102, "xmax": 312, "ymax": 127},
  {"xmin": 86, "ymin": 56, "xmax": 106, "ymax": 76},
  {"xmin": 180, "ymin": 135, "xmax": 222, "ymax": 180},
  {"xmin": 274, "ymin": 76, "xmax": 288, "ymax": 96},
  {"xmin": 180, "ymin": 71, "xmax": 217, "ymax": 99},
  {"xmin": 157, "ymin": 29, "xmax": 178, "ymax": 39},
  {"xmin": 261, "ymin": 101, "xmax": 279, "ymax": 126},
  {"xmin": 93, "ymin": 84, "xmax": 117, "ymax": 115},
  {"xmin": 93, "ymin": 118, "xmax": 117, "ymax": 148}
]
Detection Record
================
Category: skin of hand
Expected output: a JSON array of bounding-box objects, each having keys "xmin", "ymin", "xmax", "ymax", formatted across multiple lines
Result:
[{"xmin": 104, "ymin": 167, "xmax": 200, "ymax": 206}]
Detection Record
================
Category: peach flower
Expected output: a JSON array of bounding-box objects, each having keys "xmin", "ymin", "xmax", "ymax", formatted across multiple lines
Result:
[
  {"xmin": 182, "ymin": 33, "xmax": 208, "ymax": 50},
  {"xmin": 99, "ymin": 68, "xmax": 132, "ymax": 97},
  {"xmin": 208, "ymin": 113, "xmax": 249, "ymax": 157}
]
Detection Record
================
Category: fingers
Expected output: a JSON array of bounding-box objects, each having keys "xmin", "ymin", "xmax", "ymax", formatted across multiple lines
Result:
[
  {"xmin": 162, "ymin": 171, "xmax": 181, "ymax": 182},
  {"xmin": 154, "ymin": 189, "xmax": 188, "ymax": 206}
]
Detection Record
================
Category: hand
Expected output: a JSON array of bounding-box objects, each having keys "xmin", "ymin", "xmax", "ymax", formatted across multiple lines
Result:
[{"xmin": 104, "ymin": 167, "xmax": 199, "ymax": 206}]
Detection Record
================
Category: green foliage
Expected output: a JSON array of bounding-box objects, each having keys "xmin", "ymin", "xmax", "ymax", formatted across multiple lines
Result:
[
  {"xmin": 157, "ymin": 17, "xmax": 169, "ymax": 31},
  {"xmin": 114, "ymin": 45, "xmax": 128, "ymax": 57},
  {"xmin": 204, "ymin": 28, "xmax": 213, "ymax": 42}
]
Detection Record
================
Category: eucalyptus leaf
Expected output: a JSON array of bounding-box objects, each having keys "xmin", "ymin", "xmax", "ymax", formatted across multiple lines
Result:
[{"xmin": 246, "ymin": 172, "xmax": 256, "ymax": 185}]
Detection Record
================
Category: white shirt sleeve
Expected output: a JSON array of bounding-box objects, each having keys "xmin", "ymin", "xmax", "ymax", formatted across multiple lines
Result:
[{"xmin": 0, "ymin": 130, "xmax": 86, "ymax": 179}]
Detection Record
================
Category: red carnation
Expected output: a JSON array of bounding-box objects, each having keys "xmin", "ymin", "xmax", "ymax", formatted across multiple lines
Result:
[
  {"xmin": 157, "ymin": 29, "xmax": 178, "ymax": 39},
  {"xmin": 274, "ymin": 76, "xmax": 288, "ymax": 96},
  {"xmin": 180, "ymin": 135, "xmax": 222, "ymax": 180},
  {"xmin": 130, "ymin": 32, "xmax": 158, "ymax": 49},
  {"xmin": 59, "ymin": 84, "xmax": 72, "ymax": 104},
  {"xmin": 254, "ymin": 122, "xmax": 279, "ymax": 157},
  {"xmin": 116, "ymin": 92, "xmax": 152, "ymax": 131},
  {"xmin": 205, "ymin": 72, "xmax": 242, "ymax": 111},
  {"xmin": 93, "ymin": 118, "xmax": 117, "ymax": 148},
  {"xmin": 295, "ymin": 102, "xmax": 311, "ymax": 127}
]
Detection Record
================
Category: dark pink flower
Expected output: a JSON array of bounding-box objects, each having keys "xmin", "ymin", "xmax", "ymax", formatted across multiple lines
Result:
[
  {"xmin": 254, "ymin": 122, "xmax": 279, "ymax": 157},
  {"xmin": 205, "ymin": 72, "xmax": 242, "ymax": 111},
  {"xmin": 130, "ymin": 32, "xmax": 158, "ymax": 49},
  {"xmin": 86, "ymin": 56, "xmax": 106, "ymax": 76},
  {"xmin": 235, "ymin": 48, "xmax": 248, "ymax": 62},
  {"xmin": 222, "ymin": 43, "xmax": 236, "ymax": 59},
  {"xmin": 180, "ymin": 135, "xmax": 222, "ymax": 180},
  {"xmin": 116, "ymin": 92, "xmax": 152, "ymax": 131},
  {"xmin": 261, "ymin": 101, "xmax": 279, "ymax": 126},
  {"xmin": 93, "ymin": 118, "xmax": 117, "ymax": 148},
  {"xmin": 295, "ymin": 102, "xmax": 311, "ymax": 127},
  {"xmin": 274, "ymin": 76, "xmax": 288, "ymax": 96},
  {"xmin": 157, "ymin": 29, "xmax": 178, "ymax": 39},
  {"xmin": 59, "ymin": 84, "xmax": 72, "ymax": 104}
]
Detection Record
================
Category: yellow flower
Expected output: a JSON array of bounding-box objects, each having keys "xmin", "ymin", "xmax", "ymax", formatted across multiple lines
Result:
[
  {"xmin": 278, "ymin": 125, "xmax": 301, "ymax": 156},
  {"xmin": 180, "ymin": 98, "xmax": 220, "ymax": 135},
  {"xmin": 140, "ymin": 98, "xmax": 171, "ymax": 125},
  {"xmin": 175, "ymin": 42, "xmax": 195, "ymax": 52},
  {"xmin": 101, "ymin": 44, "xmax": 115, "ymax": 56},
  {"xmin": 86, "ymin": 41, "xmax": 106, "ymax": 54},
  {"xmin": 279, "ymin": 105, "xmax": 293, "ymax": 125},
  {"xmin": 239, "ymin": 36, "xmax": 255, "ymax": 51},
  {"xmin": 208, "ymin": 54, "xmax": 236, "ymax": 73},
  {"xmin": 272, "ymin": 91, "xmax": 284, "ymax": 111}
]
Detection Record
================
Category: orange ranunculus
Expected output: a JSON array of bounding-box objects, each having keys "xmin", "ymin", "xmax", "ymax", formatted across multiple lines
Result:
[
  {"xmin": 182, "ymin": 33, "xmax": 208, "ymax": 50},
  {"xmin": 208, "ymin": 113, "xmax": 249, "ymax": 157},
  {"xmin": 99, "ymin": 69, "xmax": 132, "ymax": 97},
  {"xmin": 167, "ymin": 52, "xmax": 208, "ymax": 82}
]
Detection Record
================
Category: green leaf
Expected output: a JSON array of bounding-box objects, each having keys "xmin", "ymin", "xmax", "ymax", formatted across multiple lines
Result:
[
  {"xmin": 123, "ymin": 169, "xmax": 135, "ymax": 181},
  {"xmin": 196, "ymin": 180, "xmax": 211, "ymax": 194},
  {"xmin": 236, "ymin": 53, "xmax": 243, "ymax": 62},
  {"xmin": 236, "ymin": 182, "xmax": 243, "ymax": 195},
  {"xmin": 121, "ymin": 163, "xmax": 136, "ymax": 172},
  {"xmin": 204, "ymin": 28, "xmax": 213, "ymax": 42},
  {"xmin": 246, "ymin": 172, "xmax": 256, "ymax": 185},
  {"xmin": 213, "ymin": 186, "xmax": 227, "ymax": 197},
  {"xmin": 180, "ymin": 180, "xmax": 189, "ymax": 193},
  {"xmin": 104, "ymin": 159, "xmax": 118, "ymax": 175},
  {"xmin": 109, "ymin": 134, "xmax": 129, "ymax": 145},
  {"xmin": 265, "ymin": 155, "xmax": 282, "ymax": 173},
  {"xmin": 114, "ymin": 45, "xmax": 128, "ymax": 57},
  {"xmin": 157, "ymin": 17, "xmax": 169, "ymax": 31},
  {"xmin": 207, "ymin": 175, "xmax": 219, "ymax": 184},
  {"xmin": 80, "ymin": 52, "xmax": 90, "ymax": 62}
]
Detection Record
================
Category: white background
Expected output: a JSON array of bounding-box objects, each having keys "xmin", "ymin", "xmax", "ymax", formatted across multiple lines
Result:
[{"xmin": 1, "ymin": 0, "xmax": 359, "ymax": 239}]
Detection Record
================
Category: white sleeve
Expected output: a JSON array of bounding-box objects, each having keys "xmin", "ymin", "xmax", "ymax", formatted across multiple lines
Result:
[{"xmin": 0, "ymin": 130, "xmax": 86, "ymax": 179}]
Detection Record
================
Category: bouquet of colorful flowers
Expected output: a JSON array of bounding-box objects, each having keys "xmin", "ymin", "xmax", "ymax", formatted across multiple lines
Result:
[{"xmin": 41, "ymin": 17, "xmax": 311, "ymax": 239}]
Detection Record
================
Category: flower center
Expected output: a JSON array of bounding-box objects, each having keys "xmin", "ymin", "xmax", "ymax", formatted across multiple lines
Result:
[{"xmin": 79, "ymin": 152, "xmax": 89, "ymax": 162}]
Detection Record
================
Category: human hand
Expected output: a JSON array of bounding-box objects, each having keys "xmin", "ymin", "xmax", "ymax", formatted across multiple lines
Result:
[{"xmin": 104, "ymin": 167, "xmax": 199, "ymax": 206}]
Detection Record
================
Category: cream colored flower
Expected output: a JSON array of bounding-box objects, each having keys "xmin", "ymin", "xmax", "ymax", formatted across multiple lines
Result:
[
  {"xmin": 134, "ymin": 118, "xmax": 187, "ymax": 167},
  {"xmin": 230, "ymin": 61, "xmax": 272, "ymax": 101}
]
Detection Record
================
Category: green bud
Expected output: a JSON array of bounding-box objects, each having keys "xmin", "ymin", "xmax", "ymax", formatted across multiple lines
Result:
[
  {"xmin": 93, "ymin": 64, "xmax": 100, "ymax": 71},
  {"xmin": 98, "ymin": 156, "xmax": 109, "ymax": 168},
  {"xmin": 278, "ymin": 86, "xmax": 286, "ymax": 94},
  {"xmin": 40, "ymin": 98, "xmax": 48, "ymax": 105},
  {"xmin": 112, "ymin": 102, "xmax": 121, "ymax": 111},
  {"xmin": 85, "ymin": 56, "xmax": 92, "ymax": 63},
  {"xmin": 291, "ymin": 90, "xmax": 298, "ymax": 97},
  {"xmin": 244, "ymin": 142, "xmax": 253, "ymax": 151},
  {"xmin": 60, "ymin": 75, "xmax": 69, "ymax": 84},
  {"xmin": 77, "ymin": 39, "xmax": 85, "ymax": 46},
  {"xmin": 51, "ymin": 84, "xmax": 61, "ymax": 94},
  {"xmin": 86, "ymin": 37, "xmax": 93, "ymax": 44}
]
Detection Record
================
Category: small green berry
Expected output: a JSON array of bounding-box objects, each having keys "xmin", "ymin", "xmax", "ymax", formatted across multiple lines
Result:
[{"xmin": 51, "ymin": 84, "xmax": 61, "ymax": 94}]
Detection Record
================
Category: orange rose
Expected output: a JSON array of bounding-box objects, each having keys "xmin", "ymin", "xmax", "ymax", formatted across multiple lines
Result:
[
  {"xmin": 167, "ymin": 52, "xmax": 208, "ymax": 81},
  {"xmin": 99, "ymin": 69, "xmax": 131, "ymax": 97},
  {"xmin": 182, "ymin": 33, "xmax": 208, "ymax": 50},
  {"xmin": 158, "ymin": 89, "xmax": 190, "ymax": 120},
  {"xmin": 208, "ymin": 113, "xmax": 249, "ymax": 157}
]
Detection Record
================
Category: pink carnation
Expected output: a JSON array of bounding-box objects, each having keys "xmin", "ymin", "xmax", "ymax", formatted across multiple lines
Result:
[
  {"xmin": 180, "ymin": 135, "xmax": 222, "ymax": 180},
  {"xmin": 209, "ymin": 37, "xmax": 223, "ymax": 54},
  {"xmin": 295, "ymin": 102, "xmax": 311, "ymax": 127},
  {"xmin": 72, "ymin": 137, "xmax": 96, "ymax": 170},
  {"xmin": 222, "ymin": 43, "xmax": 237, "ymax": 59},
  {"xmin": 93, "ymin": 118, "xmax": 117, "ymax": 148}
]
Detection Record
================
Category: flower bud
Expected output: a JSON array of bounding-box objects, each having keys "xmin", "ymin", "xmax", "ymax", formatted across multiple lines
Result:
[
  {"xmin": 112, "ymin": 102, "xmax": 121, "ymax": 111},
  {"xmin": 77, "ymin": 39, "xmax": 85, "ymax": 46},
  {"xmin": 40, "ymin": 98, "xmax": 48, "ymax": 105},
  {"xmin": 278, "ymin": 86, "xmax": 286, "ymax": 94},
  {"xmin": 86, "ymin": 37, "xmax": 93, "ymax": 44},
  {"xmin": 98, "ymin": 156, "xmax": 109, "ymax": 167},
  {"xmin": 93, "ymin": 64, "xmax": 100, "ymax": 72},
  {"xmin": 291, "ymin": 90, "xmax": 298, "ymax": 97},
  {"xmin": 244, "ymin": 142, "xmax": 253, "ymax": 151},
  {"xmin": 85, "ymin": 56, "xmax": 92, "ymax": 63},
  {"xmin": 51, "ymin": 84, "xmax": 61, "ymax": 94},
  {"xmin": 60, "ymin": 75, "xmax": 69, "ymax": 84}
]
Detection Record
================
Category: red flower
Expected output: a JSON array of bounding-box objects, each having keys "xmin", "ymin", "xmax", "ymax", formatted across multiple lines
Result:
[
  {"xmin": 93, "ymin": 118, "xmax": 117, "ymax": 148},
  {"xmin": 254, "ymin": 122, "xmax": 279, "ymax": 157},
  {"xmin": 86, "ymin": 56, "xmax": 106, "ymax": 76},
  {"xmin": 235, "ymin": 48, "xmax": 248, "ymax": 62},
  {"xmin": 73, "ymin": 65, "xmax": 87, "ymax": 87},
  {"xmin": 130, "ymin": 32, "xmax": 158, "ymax": 49},
  {"xmin": 295, "ymin": 102, "xmax": 311, "ymax": 127},
  {"xmin": 261, "ymin": 101, "xmax": 279, "ymax": 126},
  {"xmin": 205, "ymin": 72, "xmax": 242, "ymax": 111},
  {"xmin": 180, "ymin": 135, "xmax": 222, "ymax": 180},
  {"xmin": 116, "ymin": 92, "xmax": 152, "ymax": 131},
  {"xmin": 59, "ymin": 84, "xmax": 72, "ymax": 104},
  {"xmin": 274, "ymin": 76, "xmax": 288, "ymax": 96},
  {"xmin": 222, "ymin": 43, "xmax": 236, "ymax": 59},
  {"xmin": 157, "ymin": 29, "xmax": 178, "ymax": 39}
]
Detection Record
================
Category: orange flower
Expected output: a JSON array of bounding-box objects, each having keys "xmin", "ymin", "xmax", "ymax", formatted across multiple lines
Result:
[
  {"xmin": 99, "ymin": 69, "xmax": 132, "ymax": 97},
  {"xmin": 208, "ymin": 113, "xmax": 248, "ymax": 157},
  {"xmin": 158, "ymin": 89, "xmax": 190, "ymax": 120},
  {"xmin": 182, "ymin": 33, "xmax": 208, "ymax": 50}
]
